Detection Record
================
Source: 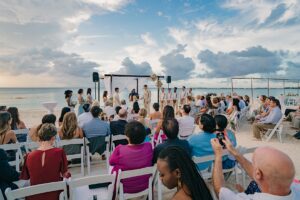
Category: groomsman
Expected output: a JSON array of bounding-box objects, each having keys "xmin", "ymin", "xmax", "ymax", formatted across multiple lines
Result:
[
  {"xmin": 180, "ymin": 86, "xmax": 187, "ymax": 106},
  {"xmin": 173, "ymin": 87, "xmax": 178, "ymax": 112},
  {"xmin": 167, "ymin": 88, "xmax": 173, "ymax": 106},
  {"xmin": 143, "ymin": 85, "xmax": 151, "ymax": 114},
  {"xmin": 160, "ymin": 88, "xmax": 166, "ymax": 111},
  {"xmin": 113, "ymin": 87, "xmax": 121, "ymax": 107}
]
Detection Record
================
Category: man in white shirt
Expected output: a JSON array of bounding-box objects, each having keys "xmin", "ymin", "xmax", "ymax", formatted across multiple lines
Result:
[
  {"xmin": 166, "ymin": 88, "xmax": 173, "ymax": 106},
  {"xmin": 78, "ymin": 104, "xmax": 93, "ymax": 128},
  {"xmin": 143, "ymin": 84, "xmax": 151, "ymax": 114},
  {"xmin": 180, "ymin": 86, "xmax": 187, "ymax": 106},
  {"xmin": 160, "ymin": 88, "xmax": 166, "ymax": 112},
  {"xmin": 177, "ymin": 105, "xmax": 194, "ymax": 139},
  {"xmin": 113, "ymin": 87, "xmax": 121, "ymax": 107},
  {"xmin": 104, "ymin": 100, "xmax": 116, "ymax": 118},
  {"xmin": 211, "ymin": 138, "xmax": 299, "ymax": 200}
]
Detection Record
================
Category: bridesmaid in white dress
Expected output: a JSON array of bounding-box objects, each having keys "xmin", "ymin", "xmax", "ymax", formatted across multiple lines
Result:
[
  {"xmin": 77, "ymin": 89, "xmax": 85, "ymax": 116},
  {"xmin": 86, "ymin": 88, "xmax": 93, "ymax": 105}
]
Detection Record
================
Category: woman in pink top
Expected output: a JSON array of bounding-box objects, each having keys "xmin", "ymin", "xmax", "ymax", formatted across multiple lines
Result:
[{"xmin": 109, "ymin": 121, "xmax": 153, "ymax": 194}]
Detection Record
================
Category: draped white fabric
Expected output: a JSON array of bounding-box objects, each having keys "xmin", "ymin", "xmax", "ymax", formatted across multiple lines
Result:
[{"xmin": 103, "ymin": 76, "xmax": 150, "ymax": 97}]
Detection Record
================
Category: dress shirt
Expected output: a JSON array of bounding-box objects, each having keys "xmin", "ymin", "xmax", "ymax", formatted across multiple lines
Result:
[
  {"xmin": 260, "ymin": 106, "xmax": 282, "ymax": 124},
  {"xmin": 177, "ymin": 115, "xmax": 195, "ymax": 137}
]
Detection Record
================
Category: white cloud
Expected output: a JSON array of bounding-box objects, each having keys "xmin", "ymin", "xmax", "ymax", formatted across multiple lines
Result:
[
  {"xmin": 168, "ymin": 27, "xmax": 189, "ymax": 44},
  {"xmin": 141, "ymin": 32, "xmax": 157, "ymax": 46}
]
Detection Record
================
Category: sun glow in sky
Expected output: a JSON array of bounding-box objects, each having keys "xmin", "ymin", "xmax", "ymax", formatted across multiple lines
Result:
[{"xmin": 0, "ymin": 0, "xmax": 300, "ymax": 87}]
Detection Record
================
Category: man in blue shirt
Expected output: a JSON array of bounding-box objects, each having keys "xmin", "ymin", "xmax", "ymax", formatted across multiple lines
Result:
[
  {"xmin": 83, "ymin": 106, "xmax": 110, "ymax": 155},
  {"xmin": 252, "ymin": 98, "xmax": 282, "ymax": 139}
]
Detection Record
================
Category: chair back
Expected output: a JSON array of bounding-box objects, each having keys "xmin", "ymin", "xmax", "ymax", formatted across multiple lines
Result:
[
  {"xmin": 13, "ymin": 129, "xmax": 29, "ymax": 143},
  {"xmin": 57, "ymin": 138, "xmax": 85, "ymax": 176},
  {"xmin": 68, "ymin": 173, "xmax": 117, "ymax": 200},
  {"xmin": 0, "ymin": 143, "xmax": 22, "ymax": 172},
  {"xmin": 118, "ymin": 166, "xmax": 156, "ymax": 200},
  {"xmin": 5, "ymin": 181, "xmax": 67, "ymax": 200},
  {"xmin": 111, "ymin": 135, "xmax": 127, "ymax": 151}
]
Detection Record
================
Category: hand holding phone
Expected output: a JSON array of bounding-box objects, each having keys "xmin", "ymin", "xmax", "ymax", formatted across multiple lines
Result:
[{"xmin": 216, "ymin": 132, "xmax": 226, "ymax": 149}]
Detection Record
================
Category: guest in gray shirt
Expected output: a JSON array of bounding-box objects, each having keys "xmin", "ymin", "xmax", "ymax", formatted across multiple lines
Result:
[{"xmin": 83, "ymin": 106, "xmax": 110, "ymax": 155}]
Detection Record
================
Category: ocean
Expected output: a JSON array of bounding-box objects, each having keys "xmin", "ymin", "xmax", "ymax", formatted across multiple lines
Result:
[{"xmin": 0, "ymin": 87, "xmax": 299, "ymax": 111}]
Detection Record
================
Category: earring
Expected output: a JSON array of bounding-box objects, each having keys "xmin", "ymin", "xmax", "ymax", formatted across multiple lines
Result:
[{"xmin": 177, "ymin": 179, "xmax": 182, "ymax": 190}]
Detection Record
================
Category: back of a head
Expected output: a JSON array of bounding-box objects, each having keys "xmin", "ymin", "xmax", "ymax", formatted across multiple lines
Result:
[
  {"xmin": 133, "ymin": 102, "xmax": 140, "ymax": 114},
  {"xmin": 7, "ymin": 107, "xmax": 20, "ymax": 129},
  {"xmin": 118, "ymin": 108, "xmax": 127, "ymax": 119},
  {"xmin": 91, "ymin": 106, "xmax": 102, "ymax": 118},
  {"xmin": 183, "ymin": 105, "xmax": 191, "ymax": 114},
  {"xmin": 125, "ymin": 121, "xmax": 146, "ymax": 145},
  {"xmin": 38, "ymin": 123, "xmax": 57, "ymax": 142},
  {"xmin": 139, "ymin": 108, "xmax": 147, "ymax": 118},
  {"xmin": 214, "ymin": 115, "xmax": 227, "ymax": 131},
  {"xmin": 163, "ymin": 105, "xmax": 175, "ymax": 119},
  {"xmin": 59, "ymin": 107, "xmax": 71, "ymax": 122},
  {"xmin": 42, "ymin": 114, "xmax": 56, "ymax": 125},
  {"xmin": 158, "ymin": 146, "xmax": 212, "ymax": 200},
  {"xmin": 115, "ymin": 106, "xmax": 122, "ymax": 115},
  {"xmin": 254, "ymin": 147, "xmax": 295, "ymax": 193},
  {"xmin": 200, "ymin": 114, "xmax": 216, "ymax": 133},
  {"xmin": 83, "ymin": 104, "xmax": 90, "ymax": 112},
  {"xmin": 61, "ymin": 112, "xmax": 78, "ymax": 139},
  {"xmin": 232, "ymin": 98, "xmax": 241, "ymax": 111},
  {"xmin": 0, "ymin": 111, "xmax": 11, "ymax": 135},
  {"xmin": 162, "ymin": 118, "xmax": 179, "ymax": 139},
  {"xmin": 0, "ymin": 106, "xmax": 6, "ymax": 111},
  {"xmin": 92, "ymin": 101, "xmax": 100, "ymax": 107},
  {"xmin": 153, "ymin": 103, "xmax": 159, "ymax": 112}
]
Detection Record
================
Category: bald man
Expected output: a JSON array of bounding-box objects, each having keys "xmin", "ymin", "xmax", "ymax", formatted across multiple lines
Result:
[{"xmin": 211, "ymin": 138, "xmax": 299, "ymax": 199}]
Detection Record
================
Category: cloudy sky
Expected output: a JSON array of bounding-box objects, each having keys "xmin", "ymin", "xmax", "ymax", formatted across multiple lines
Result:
[{"xmin": 0, "ymin": 0, "xmax": 299, "ymax": 88}]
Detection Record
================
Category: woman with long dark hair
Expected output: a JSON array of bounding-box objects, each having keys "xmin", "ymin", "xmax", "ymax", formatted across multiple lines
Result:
[
  {"xmin": 154, "ymin": 105, "xmax": 175, "ymax": 144},
  {"xmin": 157, "ymin": 146, "xmax": 213, "ymax": 200},
  {"xmin": 0, "ymin": 112, "xmax": 17, "ymax": 145},
  {"xmin": 103, "ymin": 91, "xmax": 108, "ymax": 104},
  {"xmin": 86, "ymin": 88, "xmax": 93, "ymax": 104},
  {"xmin": 58, "ymin": 107, "xmax": 71, "ymax": 127},
  {"xmin": 7, "ymin": 107, "xmax": 26, "ymax": 130},
  {"xmin": 77, "ymin": 89, "xmax": 85, "ymax": 116}
]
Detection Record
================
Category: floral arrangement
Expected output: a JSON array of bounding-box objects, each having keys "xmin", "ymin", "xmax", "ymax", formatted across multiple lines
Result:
[
  {"xmin": 156, "ymin": 80, "xmax": 163, "ymax": 88},
  {"xmin": 150, "ymin": 74, "xmax": 158, "ymax": 81}
]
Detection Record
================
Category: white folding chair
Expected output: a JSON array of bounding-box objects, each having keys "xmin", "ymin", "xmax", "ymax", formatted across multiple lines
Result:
[
  {"xmin": 118, "ymin": 166, "xmax": 156, "ymax": 200},
  {"xmin": 68, "ymin": 173, "xmax": 117, "ymax": 200},
  {"xmin": 56, "ymin": 138, "xmax": 86, "ymax": 176},
  {"xmin": 23, "ymin": 141, "xmax": 39, "ymax": 153},
  {"xmin": 5, "ymin": 181, "xmax": 67, "ymax": 200},
  {"xmin": 111, "ymin": 135, "xmax": 127, "ymax": 152},
  {"xmin": 261, "ymin": 117, "xmax": 284, "ymax": 142},
  {"xmin": 149, "ymin": 119, "xmax": 160, "ymax": 133},
  {"xmin": 0, "ymin": 143, "xmax": 23, "ymax": 172},
  {"xmin": 192, "ymin": 150, "xmax": 237, "ymax": 182},
  {"xmin": 13, "ymin": 129, "xmax": 29, "ymax": 143}
]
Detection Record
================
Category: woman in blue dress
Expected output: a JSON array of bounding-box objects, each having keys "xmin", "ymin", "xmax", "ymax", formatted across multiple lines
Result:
[{"xmin": 77, "ymin": 89, "xmax": 85, "ymax": 116}]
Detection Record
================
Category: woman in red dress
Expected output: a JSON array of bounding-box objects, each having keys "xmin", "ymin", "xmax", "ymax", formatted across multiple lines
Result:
[{"xmin": 20, "ymin": 123, "xmax": 71, "ymax": 200}]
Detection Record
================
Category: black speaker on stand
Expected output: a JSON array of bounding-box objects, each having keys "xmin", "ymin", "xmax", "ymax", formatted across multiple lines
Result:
[
  {"xmin": 166, "ymin": 76, "xmax": 171, "ymax": 89},
  {"xmin": 92, "ymin": 72, "xmax": 100, "ymax": 101}
]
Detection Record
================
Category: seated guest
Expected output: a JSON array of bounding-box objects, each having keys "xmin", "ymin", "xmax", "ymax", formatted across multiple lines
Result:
[
  {"xmin": 0, "ymin": 148, "xmax": 19, "ymax": 200},
  {"xmin": 58, "ymin": 107, "xmax": 71, "ymax": 127},
  {"xmin": 58, "ymin": 112, "xmax": 83, "ymax": 156},
  {"xmin": 28, "ymin": 114, "xmax": 58, "ymax": 142},
  {"xmin": 103, "ymin": 101, "xmax": 115, "ymax": 119},
  {"xmin": 121, "ymin": 99, "xmax": 128, "ymax": 111},
  {"xmin": 78, "ymin": 104, "xmax": 93, "ymax": 128},
  {"xmin": 110, "ymin": 109, "xmax": 128, "ymax": 147},
  {"xmin": 188, "ymin": 114, "xmax": 216, "ymax": 170},
  {"xmin": 214, "ymin": 114, "xmax": 237, "ymax": 169},
  {"xmin": 138, "ymin": 108, "xmax": 149, "ymax": 127},
  {"xmin": 7, "ymin": 107, "xmax": 26, "ymax": 130},
  {"xmin": 82, "ymin": 106, "xmax": 110, "ymax": 156},
  {"xmin": 149, "ymin": 103, "xmax": 162, "ymax": 120},
  {"xmin": 154, "ymin": 105, "xmax": 175, "ymax": 144},
  {"xmin": 252, "ymin": 98, "xmax": 282, "ymax": 140},
  {"xmin": 238, "ymin": 96, "xmax": 246, "ymax": 109},
  {"xmin": 153, "ymin": 118, "xmax": 190, "ymax": 163},
  {"xmin": 128, "ymin": 101, "xmax": 140, "ymax": 121},
  {"xmin": 0, "ymin": 112, "xmax": 17, "ymax": 145},
  {"xmin": 20, "ymin": 123, "xmax": 71, "ymax": 200},
  {"xmin": 0, "ymin": 106, "xmax": 6, "ymax": 111},
  {"xmin": 211, "ymin": 138, "xmax": 299, "ymax": 199},
  {"xmin": 177, "ymin": 105, "xmax": 194, "ymax": 139},
  {"xmin": 157, "ymin": 146, "xmax": 213, "ymax": 200},
  {"xmin": 112, "ymin": 106, "xmax": 122, "ymax": 121},
  {"xmin": 109, "ymin": 121, "xmax": 153, "ymax": 194}
]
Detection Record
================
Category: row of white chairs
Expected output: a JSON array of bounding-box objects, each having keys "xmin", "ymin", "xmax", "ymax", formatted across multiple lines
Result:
[
  {"xmin": 5, "ymin": 166, "xmax": 156, "ymax": 200},
  {"xmin": 4, "ymin": 145, "xmax": 256, "ymax": 200}
]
